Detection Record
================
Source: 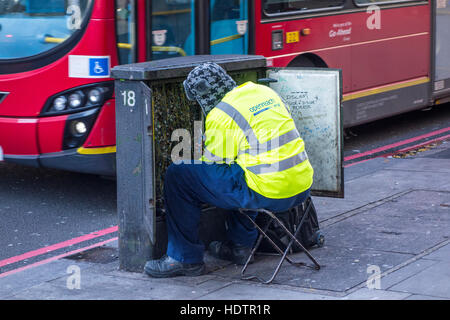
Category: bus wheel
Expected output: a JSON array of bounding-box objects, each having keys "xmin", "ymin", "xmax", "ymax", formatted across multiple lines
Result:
[{"xmin": 287, "ymin": 54, "xmax": 327, "ymax": 68}]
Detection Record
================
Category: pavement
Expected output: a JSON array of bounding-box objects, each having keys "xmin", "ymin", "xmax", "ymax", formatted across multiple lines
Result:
[{"xmin": 1, "ymin": 140, "xmax": 450, "ymax": 301}]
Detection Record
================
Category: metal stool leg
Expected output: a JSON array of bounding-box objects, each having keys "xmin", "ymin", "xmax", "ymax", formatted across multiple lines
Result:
[
  {"xmin": 240, "ymin": 215, "xmax": 274, "ymax": 282},
  {"xmin": 239, "ymin": 206, "xmax": 321, "ymax": 284},
  {"xmin": 240, "ymin": 213, "xmax": 305, "ymax": 284},
  {"xmin": 269, "ymin": 210, "xmax": 321, "ymax": 270}
]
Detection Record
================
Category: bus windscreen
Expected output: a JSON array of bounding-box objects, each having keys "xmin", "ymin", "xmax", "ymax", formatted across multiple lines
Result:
[{"xmin": 0, "ymin": 0, "xmax": 91, "ymax": 60}]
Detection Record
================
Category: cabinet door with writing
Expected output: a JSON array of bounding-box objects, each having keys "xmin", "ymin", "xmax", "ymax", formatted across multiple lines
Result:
[{"xmin": 266, "ymin": 68, "xmax": 343, "ymax": 198}]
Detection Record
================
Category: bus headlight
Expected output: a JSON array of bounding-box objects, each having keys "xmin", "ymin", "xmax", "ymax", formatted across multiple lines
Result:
[
  {"xmin": 88, "ymin": 88, "xmax": 103, "ymax": 104},
  {"xmin": 71, "ymin": 120, "xmax": 88, "ymax": 136},
  {"xmin": 41, "ymin": 82, "xmax": 114, "ymax": 116},
  {"xmin": 63, "ymin": 108, "xmax": 99, "ymax": 150},
  {"xmin": 53, "ymin": 96, "xmax": 67, "ymax": 111},
  {"xmin": 68, "ymin": 91, "xmax": 85, "ymax": 108}
]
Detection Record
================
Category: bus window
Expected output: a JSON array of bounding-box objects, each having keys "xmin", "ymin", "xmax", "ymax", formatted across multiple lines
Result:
[
  {"xmin": 151, "ymin": 0, "xmax": 195, "ymax": 61},
  {"xmin": 354, "ymin": 0, "xmax": 416, "ymax": 4},
  {"xmin": 210, "ymin": 0, "xmax": 248, "ymax": 55},
  {"xmin": 263, "ymin": 0, "xmax": 345, "ymax": 15},
  {"xmin": 116, "ymin": 0, "xmax": 137, "ymax": 65},
  {"xmin": 0, "ymin": 0, "xmax": 91, "ymax": 59}
]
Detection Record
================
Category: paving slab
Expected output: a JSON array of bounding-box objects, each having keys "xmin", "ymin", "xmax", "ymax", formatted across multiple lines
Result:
[
  {"xmin": 0, "ymin": 259, "xmax": 98, "ymax": 299},
  {"xmin": 344, "ymin": 157, "xmax": 397, "ymax": 182},
  {"xmin": 422, "ymin": 244, "xmax": 450, "ymax": 262},
  {"xmin": 212, "ymin": 245, "xmax": 412, "ymax": 292},
  {"xmin": 312, "ymin": 157, "xmax": 450, "ymax": 223},
  {"xmin": 326, "ymin": 219, "xmax": 447, "ymax": 255},
  {"xmin": 312, "ymin": 169, "xmax": 450, "ymax": 224},
  {"xmin": 312, "ymin": 158, "xmax": 402, "ymax": 222},
  {"xmin": 405, "ymin": 294, "xmax": 449, "ymax": 300},
  {"xmin": 380, "ymin": 259, "xmax": 438, "ymax": 290},
  {"xmin": 344, "ymin": 169, "xmax": 450, "ymax": 204},
  {"xmin": 312, "ymin": 197, "xmax": 366, "ymax": 222},
  {"xmin": 198, "ymin": 283, "xmax": 332, "ymax": 300},
  {"xmin": 389, "ymin": 261, "xmax": 450, "ymax": 299},
  {"xmin": 341, "ymin": 288, "xmax": 411, "ymax": 300},
  {"xmin": 378, "ymin": 190, "xmax": 450, "ymax": 222},
  {"xmin": 107, "ymin": 266, "xmax": 220, "ymax": 287},
  {"xmin": 324, "ymin": 191, "xmax": 450, "ymax": 255},
  {"xmin": 6, "ymin": 265, "xmax": 231, "ymax": 300},
  {"xmin": 325, "ymin": 217, "xmax": 447, "ymax": 255},
  {"xmin": 384, "ymin": 157, "xmax": 450, "ymax": 173},
  {"xmin": 439, "ymin": 182, "xmax": 450, "ymax": 191}
]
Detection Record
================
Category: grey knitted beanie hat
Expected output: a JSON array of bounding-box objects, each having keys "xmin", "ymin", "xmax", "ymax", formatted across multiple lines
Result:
[{"xmin": 183, "ymin": 62, "xmax": 237, "ymax": 116}]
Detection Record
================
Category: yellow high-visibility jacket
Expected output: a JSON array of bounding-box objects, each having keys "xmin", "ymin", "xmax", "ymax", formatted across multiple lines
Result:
[{"xmin": 201, "ymin": 81, "xmax": 314, "ymax": 199}]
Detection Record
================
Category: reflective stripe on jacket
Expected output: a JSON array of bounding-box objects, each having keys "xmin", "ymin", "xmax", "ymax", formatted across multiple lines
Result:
[{"xmin": 201, "ymin": 81, "xmax": 314, "ymax": 199}]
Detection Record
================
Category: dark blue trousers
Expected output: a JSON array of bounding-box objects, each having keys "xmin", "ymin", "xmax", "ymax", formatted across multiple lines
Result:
[{"xmin": 164, "ymin": 161, "xmax": 310, "ymax": 263}]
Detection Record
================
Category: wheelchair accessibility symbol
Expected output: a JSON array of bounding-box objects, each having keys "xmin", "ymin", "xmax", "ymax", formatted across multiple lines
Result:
[
  {"xmin": 94, "ymin": 61, "xmax": 104, "ymax": 74},
  {"xmin": 89, "ymin": 57, "xmax": 110, "ymax": 77}
]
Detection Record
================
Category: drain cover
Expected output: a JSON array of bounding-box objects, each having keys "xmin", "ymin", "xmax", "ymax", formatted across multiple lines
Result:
[{"xmin": 65, "ymin": 246, "xmax": 118, "ymax": 264}]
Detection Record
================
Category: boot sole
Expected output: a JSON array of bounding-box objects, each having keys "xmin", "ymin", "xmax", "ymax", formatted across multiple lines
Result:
[{"xmin": 144, "ymin": 265, "xmax": 205, "ymax": 278}]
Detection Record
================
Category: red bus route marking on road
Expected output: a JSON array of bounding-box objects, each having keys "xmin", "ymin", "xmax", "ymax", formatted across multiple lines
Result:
[
  {"xmin": 0, "ymin": 237, "xmax": 118, "ymax": 279},
  {"xmin": 344, "ymin": 133, "xmax": 450, "ymax": 167},
  {"xmin": 344, "ymin": 126, "xmax": 450, "ymax": 162},
  {"xmin": 387, "ymin": 134, "xmax": 450, "ymax": 156},
  {"xmin": 0, "ymin": 226, "xmax": 118, "ymax": 269}
]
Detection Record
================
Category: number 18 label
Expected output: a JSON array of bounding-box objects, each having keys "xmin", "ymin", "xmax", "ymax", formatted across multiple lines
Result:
[{"xmin": 121, "ymin": 90, "xmax": 136, "ymax": 107}]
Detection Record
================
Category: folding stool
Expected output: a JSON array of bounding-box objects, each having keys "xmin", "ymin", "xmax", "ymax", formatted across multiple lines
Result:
[{"xmin": 239, "ymin": 197, "xmax": 323, "ymax": 284}]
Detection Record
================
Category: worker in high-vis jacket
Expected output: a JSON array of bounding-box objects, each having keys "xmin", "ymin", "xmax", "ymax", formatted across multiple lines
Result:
[{"xmin": 144, "ymin": 62, "xmax": 313, "ymax": 278}]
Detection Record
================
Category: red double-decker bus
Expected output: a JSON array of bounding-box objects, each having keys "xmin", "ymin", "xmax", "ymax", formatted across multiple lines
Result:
[
  {"xmin": 257, "ymin": 0, "xmax": 449, "ymax": 127},
  {"xmin": 0, "ymin": 0, "xmax": 448, "ymax": 175}
]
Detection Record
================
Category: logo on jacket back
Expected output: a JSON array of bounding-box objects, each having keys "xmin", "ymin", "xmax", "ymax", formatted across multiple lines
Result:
[{"xmin": 249, "ymin": 98, "xmax": 280, "ymax": 116}]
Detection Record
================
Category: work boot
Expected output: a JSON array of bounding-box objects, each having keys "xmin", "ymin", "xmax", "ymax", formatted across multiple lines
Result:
[
  {"xmin": 144, "ymin": 255, "xmax": 205, "ymax": 278},
  {"xmin": 208, "ymin": 241, "xmax": 254, "ymax": 265}
]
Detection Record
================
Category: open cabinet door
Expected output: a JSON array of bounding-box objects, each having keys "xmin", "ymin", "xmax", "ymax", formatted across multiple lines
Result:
[{"xmin": 267, "ymin": 68, "xmax": 343, "ymax": 198}]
